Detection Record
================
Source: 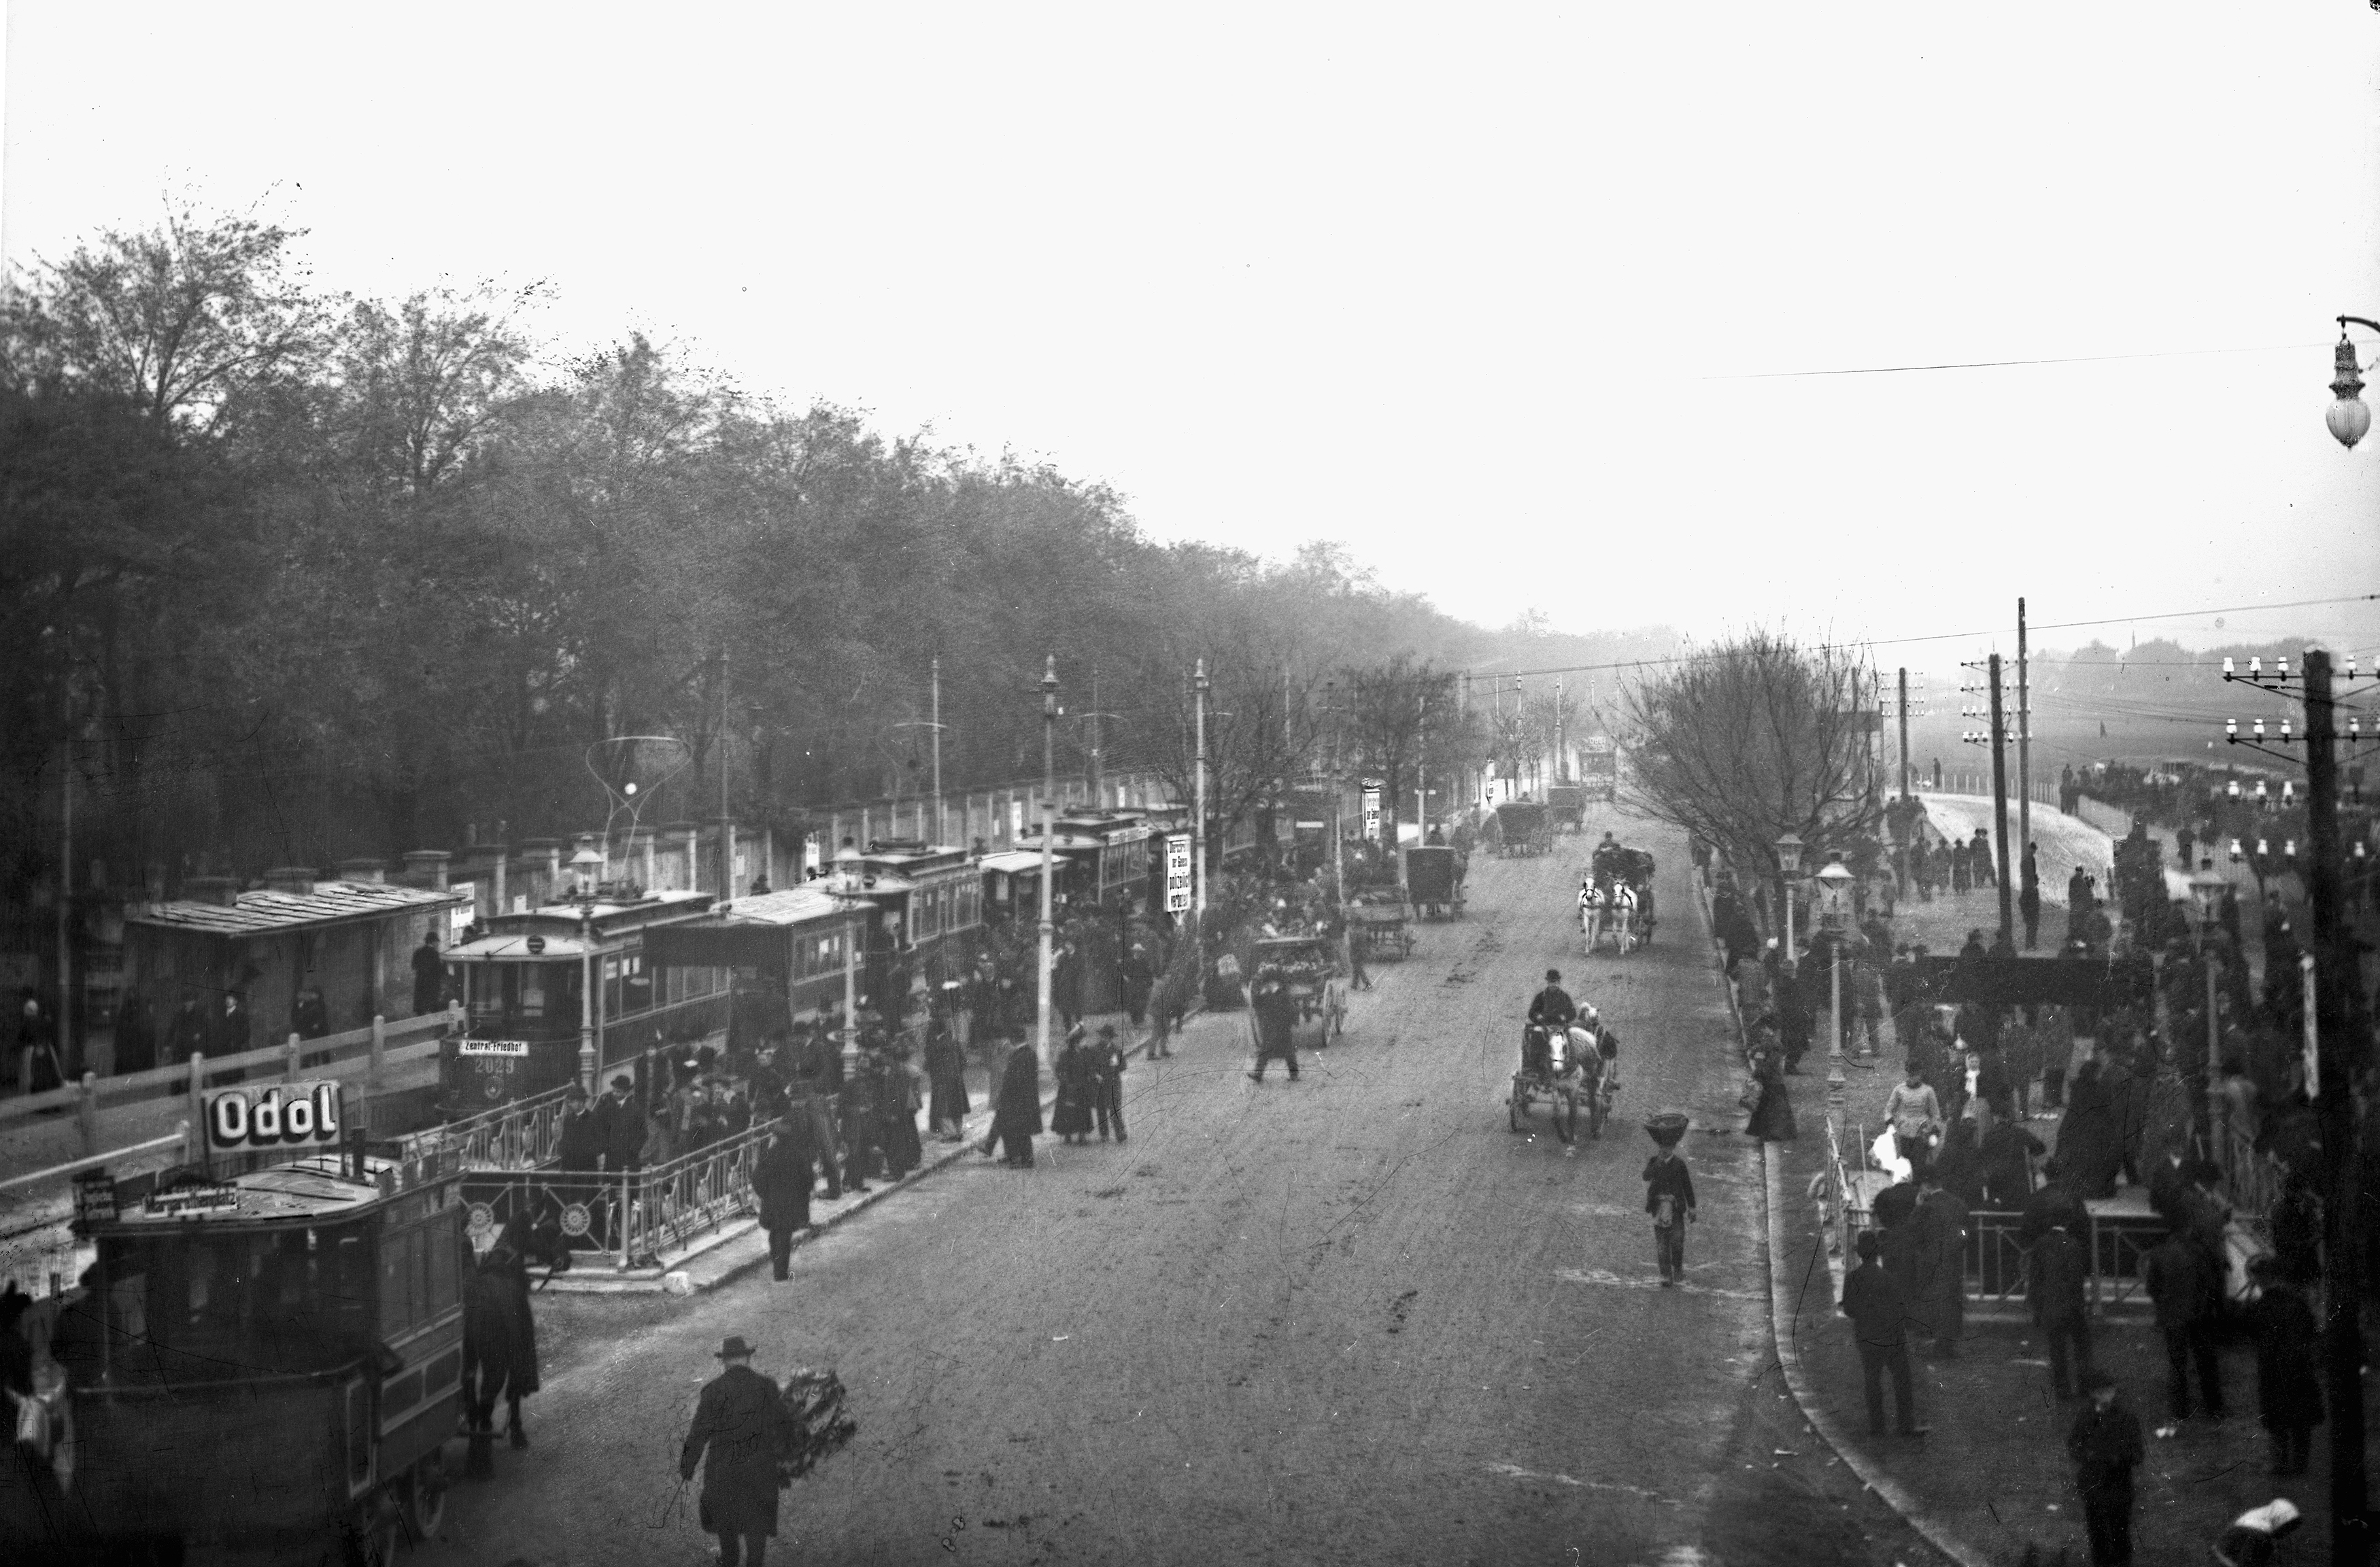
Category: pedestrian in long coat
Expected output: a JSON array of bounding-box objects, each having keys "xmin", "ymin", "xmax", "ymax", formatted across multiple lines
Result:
[
  {"xmin": 877, "ymin": 1050, "xmax": 924, "ymax": 1178},
  {"xmin": 753, "ymin": 1123, "xmax": 814, "ymax": 1281},
  {"xmin": 680, "ymin": 1337, "xmax": 798, "ymax": 1566},
  {"xmin": 2056, "ymin": 1061, "xmax": 2126, "ymax": 1199},
  {"xmin": 1052, "ymin": 1026, "xmax": 1098, "ymax": 1143},
  {"xmin": 1839, "ymin": 1230, "xmax": 1920, "ymax": 1437},
  {"xmin": 1745, "ymin": 1041, "xmax": 1795, "ymax": 1143},
  {"xmin": 984, "ymin": 1038, "xmax": 1042, "ymax": 1167},
  {"xmin": 924, "ymin": 1020, "xmax": 970, "ymax": 1140},
  {"xmin": 1913, "ymin": 1173, "xmax": 1969, "ymax": 1357},
  {"xmin": 2067, "ymin": 1373, "xmax": 2143, "ymax": 1567},
  {"xmin": 2247, "ymin": 1259, "xmax": 2323, "ymax": 1475},
  {"xmin": 1247, "ymin": 967, "xmax": 1301, "ymax": 1081},
  {"xmin": 1092, "ymin": 1023, "xmax": 1128, "ymax": 1142},
  {"xmin": 1053, "ymin": 942, "xmax": 1085, "ymax": 1030}
]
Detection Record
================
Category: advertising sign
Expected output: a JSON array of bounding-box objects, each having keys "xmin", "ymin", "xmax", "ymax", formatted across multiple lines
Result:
[
  {"xmin": 1163, "ymin": 832, "xmax": 1193, "ymax": 913},
  {"xmin": 205, "ymin": 1081, "xmax": 344, "ymax": 1154},
  {"xmin": 1361, "ymin": 785, "xmax": 1382, "ymax": 842},
  {"xmin": 448, "ymin": 881, "xmax": 477, "ymax": 943},
  {"xmin": 73, "ymin": 1170, "xmax": 116, "ymax": 1228}
]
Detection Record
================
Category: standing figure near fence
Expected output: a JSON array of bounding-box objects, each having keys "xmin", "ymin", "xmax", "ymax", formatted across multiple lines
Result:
[
  {"xmin": 1839, "ymin": 1230, "xmax": 1922, "ymax": 1437},
  {"xmin": 2067, "ymin": 1371, "xmax": 2143, "ymax": 1567}
]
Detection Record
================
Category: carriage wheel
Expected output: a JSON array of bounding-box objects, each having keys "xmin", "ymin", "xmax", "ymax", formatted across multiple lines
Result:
[
  {"xmin": 1508, "ymin": 1085, "xmax": 1526, "ymax": 1133},
  {"xmin": 1550, "ymin": 1090, "xmax": 1576, "ymax": 1144},
  {"xmin": 407, "ymin": 1452, "xmax": 449, "ymax": 1543},
  {"xmin": 351, "ymin": 1497, "xmax": 403, "ymax": 1566}
]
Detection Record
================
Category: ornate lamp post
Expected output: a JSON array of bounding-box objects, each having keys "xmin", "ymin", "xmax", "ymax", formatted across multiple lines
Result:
[
  {"xmin": 1814, "ymin": 855, "xmax": 1857, "ymax": 1120},
  {"xmin": 1775, "ymin": 832, "xmax": 1804, "ymax": 961},
  {"xmin": 2328, "ymin": 316, "xmax": 2377, "ymax": 449},
  {"xmin": 2187, "ymin": 858, "xmax": 2230, "ymax": 1154},
  {"xmin": 569, "ymin": 841, "xmax": 606, "ymax": 1093},
  {"xmin": 830, "ymin": 839, "xmax": 865, "ymax": 1077}
]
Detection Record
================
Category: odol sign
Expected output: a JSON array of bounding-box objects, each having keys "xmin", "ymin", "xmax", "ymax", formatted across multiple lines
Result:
[{"xmin": 205, "ymin": 1080, "xmax": 345, "ymax": 1154}]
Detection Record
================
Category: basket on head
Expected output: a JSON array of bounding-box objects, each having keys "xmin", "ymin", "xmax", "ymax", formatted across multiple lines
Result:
[{"xmin": 1644, "ymin": 1112, "xmax": 1690, "ymax": 1148}]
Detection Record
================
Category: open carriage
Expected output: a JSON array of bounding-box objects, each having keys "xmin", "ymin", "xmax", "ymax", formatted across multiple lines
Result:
[
  {"xmin": 1582, "ymin": 842, "xmax": 1659, "ymax": 952},
  {"xmin": 1242, "ymin": 934, "xmax": 1346, "ymax": 1052},
  {"xmin": 1508, "ymin": 1023, "xmax": 1617, "ymax": 1143},
  {"xmin": 1344, "ymin": 897, "xmax": 1414, "ymax": 962},
  {"xmin": 46, "ymin": 1129, "xmax": 467, "ymax": 1564}
]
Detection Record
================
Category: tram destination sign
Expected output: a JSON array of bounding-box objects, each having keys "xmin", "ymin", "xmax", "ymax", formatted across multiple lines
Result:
[
  {"xmin": 205, "ymin": 1080, "xmax": 345, "ymax": 1153},
  {"xmin": 458, "ymin": 1039, "xmax": 531, "ymax": 1057}
]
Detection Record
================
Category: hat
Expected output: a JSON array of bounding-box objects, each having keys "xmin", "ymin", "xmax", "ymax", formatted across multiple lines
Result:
[
  {"xmin": 715, "ymin": 1336, "xmax": 757, "ymax": 1360},
  {"xmin": 1855, "ymin": 1230, "xmax": 1882, "ymax": 1260},
  {"xmin": 610, "ymin": 1074, "xmax": 632, "ymax": 1091},
  {"xmin": 2079, "ymin": 1369, "xmax": 2116, "ymax": 1393},
  {"xmin": 564, "ymin": 1083, "xmax": 589, "ymax": 1101}
]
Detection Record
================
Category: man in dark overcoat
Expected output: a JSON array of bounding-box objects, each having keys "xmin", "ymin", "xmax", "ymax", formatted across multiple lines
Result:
[
  {"xmin": 2067, "ymin": 1371, "xmax": 2143, "ymax": 1566},
  {"xmin": 753, "ymin": 1122, "xmax": 815, "ymax": 1282},
  {"xmin": 1839, "ymin": 1229, "xmax": 1920, "ymax": 1436},
  {"xmin": 983, "ymin": 1035, "xmax": 1042, "ymax": 1167},
  {"xmin": 596, "ymin": 1073, "xmax": 644, "ymax": 1174},
  {"xmin": 1092, "ymin": 1022, "xmax": 1128, "ymax": 1142},
  {"xmin": 923, "ymin": 1014, "xmax": 970, "ymax": 1141},
  {"xmin": 411, "ymin": 933, "xmax": 445, "ymax": 1016},
  {"xmin": 1247, "ymin": 966, "xmax": 1300, "ymax": 1082},
  {"xmin": 680, "ymin": 1336, "xmax": 798, "ymax": 1567},
  {"xmin": 1053, "ymin": 941, "xmax": 1085, "ymax": 1031}
]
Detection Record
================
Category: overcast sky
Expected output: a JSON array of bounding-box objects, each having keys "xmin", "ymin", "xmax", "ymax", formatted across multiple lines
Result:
[{"xmin": 6, "ymin": 3, "xmax": 2377, "ymax": 666}]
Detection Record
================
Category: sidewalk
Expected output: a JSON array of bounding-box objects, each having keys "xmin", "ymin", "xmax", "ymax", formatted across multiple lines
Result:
[
  {"xmin": 1743, "ymin": 878, "xmax": 2356, "ymax": 1564},
  {"xmin": 547, "ymin": 1003, "xmax": 1237, "ymax": 1294}
]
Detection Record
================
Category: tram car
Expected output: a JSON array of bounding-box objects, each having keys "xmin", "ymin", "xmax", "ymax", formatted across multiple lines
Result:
[
  {"xmin": 51, "ymin": 1140, "xmax": 466, "ymax": 1562},
  {"xmin": 847, "ymin": 839, "xmax": 985, "ymax": 987},
  {"xmin": 436, "ymin": 887, "xmax": 723, "ymax": 1116},
  {"xmin": 1049, "ymin": 808, "xmax": 1167, "ymax": 914}
]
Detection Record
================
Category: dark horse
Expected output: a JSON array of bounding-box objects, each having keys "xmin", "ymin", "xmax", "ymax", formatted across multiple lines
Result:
[{"xmin": 461, "ymin": 1207, "xmax": 568, "ymax": 1479}]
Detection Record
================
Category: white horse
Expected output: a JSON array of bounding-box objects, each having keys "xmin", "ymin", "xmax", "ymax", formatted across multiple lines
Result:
[{"xmin": 1578, "ymin": 879, "xmax": 1637, "ymax": 955}]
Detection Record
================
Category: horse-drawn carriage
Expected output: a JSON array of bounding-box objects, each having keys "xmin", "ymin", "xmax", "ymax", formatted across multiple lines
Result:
[
  {"xmin": 1508, "ymin": 1022, "xmax": 1618, "ymax": 1142},
  {"xmin": 1404, "ymin": 844, "xmax": 1464, "ymax": 920},
  {"xmin": 1580, "ymin": 840, "xmax": 1659, "ymax": 955},
  {"xmin": 1492, "ymin": 800, "xmax": 1554, "ymax": 858},
  {"xmin": 1546, "ymin": 784, "xmax": 1587, "ymax": 835},
  {"xmin": 1243, "ymin": 934, "xmax": 1346, "ymax": 1052},
  {"xmin": 1344, "ymin": 897, "xmax": 1414, "ymax": 962}
]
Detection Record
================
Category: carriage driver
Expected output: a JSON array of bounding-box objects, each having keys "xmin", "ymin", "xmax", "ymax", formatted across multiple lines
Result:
[{"xmin": 1525, "ymin": 969, "xmax": 1578, "ymax": 1075}]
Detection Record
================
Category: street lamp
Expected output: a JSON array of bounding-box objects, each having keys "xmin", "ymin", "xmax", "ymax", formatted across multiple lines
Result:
[
  {"xmin": 569, "ymin": 840, "xmax": 605, "ymax": 1093},
  {"xmin": 1814, "ymin": 855, "xmax": 1856, "ymax": 1120},
  {"xmin": 1775, "ymin": 832, "xmax": 1804, "ymax": 960},
  {"xmin": 2328, "ymin": 317, "xmax": 2377, "ymax": 449},
  {"xmin": 829, "ymin": 843, "xmax": 866, "ymax": 1076},
  {"xmin": 2188, "ymin": 857, "xmax": 2230, "ymax": 1154}
]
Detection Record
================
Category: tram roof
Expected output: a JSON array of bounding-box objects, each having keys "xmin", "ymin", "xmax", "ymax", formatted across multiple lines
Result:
[
  {"xmin": 979, "ymin": 848, "xmax": 1066, "ymax": 874},
  {"xmin": 126, "ymin": 879, "xmax": 466, "ymax": 937},
  {"xmin": 95, "ymin": 1153, "xmax": 447, "ymax": 1232}
]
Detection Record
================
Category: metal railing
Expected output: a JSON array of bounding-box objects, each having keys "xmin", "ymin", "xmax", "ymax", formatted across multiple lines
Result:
[
  {"xmin": 614, "ymin": 1120, "xmax": 777, "ymax": 1269},
  {"xmin": 398, "ymin": 1082, "xmax": 574, "ymax": 1173},
  {"xmin": 1966, "ymin": 1209, "xmax": 2032, "ymax": 1305}
]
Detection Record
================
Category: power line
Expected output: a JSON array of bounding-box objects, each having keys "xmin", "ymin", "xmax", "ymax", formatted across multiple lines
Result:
[
  {"xmin": 1707, "ymin": 339, "xmax": 2328, "ymax": 382},
  {"xmin": 1469, "ymin": 593, "xmax": 2380, "ymax": 683}
]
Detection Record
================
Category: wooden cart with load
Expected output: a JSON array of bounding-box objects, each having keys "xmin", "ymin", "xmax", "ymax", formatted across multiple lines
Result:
[
  {"xmin": 1493, "ymin": 800, "xmax": 1553, "ymax": 858},
  {"xmin": 1405, "ymin": 844, "xmax": 1463, "ymax": 920},
  {"xmin": 1242, "ymin": 934, "xmax": 1346, "ymax": 1052}
]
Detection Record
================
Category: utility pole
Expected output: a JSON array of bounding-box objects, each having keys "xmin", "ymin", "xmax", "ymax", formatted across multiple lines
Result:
[
  {"xmin": 717, "ymin": 647, "xmax": 734, "ymax": 897},
  {"xmin": 1988, "ymin": 654, "xmax": 2014, "ymax": 945},
  {"xmin": 1895, "ymin": 668, "xmax": 1912, "ymax": 900},
  {"xmin": 1327, "ymin": 680, "xmax": 1348, "ymax": 965},
  {"xmin": 930, "ymin": 654, "xmax": 944, "ymax": 844},
  {"xmin": 58, "ymin": 723, "xmax": 73, "ymax": 1076},
  {"xmin": 2305, "ymin": 649, "xmax": 2368, "ymax": 1565},
  {"xmin": 1554, "ymin": 678, "xmax": 1565, "ymax": 782},
  {"xmin": 2018, "ymin": 598, "xmax": 2032, "ymax": 879},
  {"xmin": 1897, "ymin": 669, "xmax": 1911, "ymax": 803},
  {"xmin": 1087, "ymin": 670, "xmax": 1104, "ymax": 806},
  {"xmin": 1193, "ymin": 658, "xmax": 1210, "ymax": 916},
  {"xmin": 1038, "ymin": 656, "xmax": 1058, "ymax": 1069}
]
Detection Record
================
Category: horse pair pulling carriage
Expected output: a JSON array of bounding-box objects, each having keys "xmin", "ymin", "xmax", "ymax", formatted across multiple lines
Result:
[
  {"xmin": 1508, "ymin": 1020, "xmax": 1620, "ymax": 1142},
  {"xmin": 1578, "ymin": 841, "xmax": 1658, "ymax": 957}
]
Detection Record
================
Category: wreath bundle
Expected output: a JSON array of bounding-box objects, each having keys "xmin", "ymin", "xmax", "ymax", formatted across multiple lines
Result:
[{"xmin": 776, "ymin": 1367, "xmax": 858, "ymax": 1485}]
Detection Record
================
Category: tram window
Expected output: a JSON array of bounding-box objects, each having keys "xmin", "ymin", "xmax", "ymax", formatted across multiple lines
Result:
[
  {"xmin": 622, "ymin": 953, "xmax": 653, "ymax": 1014},
  {"xmin": 379, "ymin": 1225, "xmax": 420, "ymax": 1337},
  {"xmin": 518, "ymin": 966, "xmax": 547, "ymax": 1019},
  {"xmin": 104, "ymin": 1225, "xmax": 377, "ymax": 1384}
]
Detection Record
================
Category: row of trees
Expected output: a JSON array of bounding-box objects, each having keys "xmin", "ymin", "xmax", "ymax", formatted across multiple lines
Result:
[{"xmin": 2, "ymin": 194, "xmax": 1675, "ymax": 901}]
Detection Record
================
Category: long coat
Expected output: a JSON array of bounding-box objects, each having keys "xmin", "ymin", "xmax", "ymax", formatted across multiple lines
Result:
[
  {"xmin": 1746, "ymin": 1048, "xmax": 1796, "ymax": 1142},
  {"xmin": 1051, "ymin": 1042, "xmax": 1098, "ymax": 1136},
  {"xmin": 753, "ymin": 1133, "xmax": 813, "ymax": 1233},
  {"xmin": 924, "ymin": 1030, "xmax": 970, "ymax": 1125},
  {"xmin": 990, "ymin": 1044, "xmax": 1042, "ymax": 1138},
  {"xmin": 2250, "ymin": 1281, "xmax": 2325, "ymax": 1431},
  {"xmin": 681, "ymin": 1363, "xmax": 796, "ymax": 1537}
]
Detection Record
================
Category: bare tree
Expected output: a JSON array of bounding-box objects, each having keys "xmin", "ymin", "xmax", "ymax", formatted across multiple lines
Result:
[
  {"xmin": 1339, "ymin": 655, "xmax": 1461, "ymax": 846},
  {"xmin": 1618, "ymin": 631, "xmax": 1881, "ymax": 913},
  {"xmin": 1142, "ymin": 638, "xmax": 1322, "ymax": 874}
]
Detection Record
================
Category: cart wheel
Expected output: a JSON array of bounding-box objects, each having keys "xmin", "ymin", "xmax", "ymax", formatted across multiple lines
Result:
[
  {"xmin": 350, "ymin": 1496, "xmax": 403, "ymax": 1566},
  {"xmin": 1551, "ymin": 1091, "xmax": 1576, "ymax": 1144},
  {"xmin": 1508, "ymin": 1085, "xmax": 1525, "ymax": 1133},
  {"xmin": 407, "ymin": 1451, "xmax": 449, "ymax": 1542}
]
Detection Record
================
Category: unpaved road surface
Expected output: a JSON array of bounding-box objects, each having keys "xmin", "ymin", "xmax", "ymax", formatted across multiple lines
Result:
[{"xmin": 401, "ymin": 807, "xmax": 1939, "ymax": 1567}]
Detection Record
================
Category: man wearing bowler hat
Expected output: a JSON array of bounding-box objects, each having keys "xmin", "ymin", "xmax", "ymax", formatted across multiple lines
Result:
[{"xmin": 681, "ymin": 1335, "xmax": 798, "ymax": 1566}]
